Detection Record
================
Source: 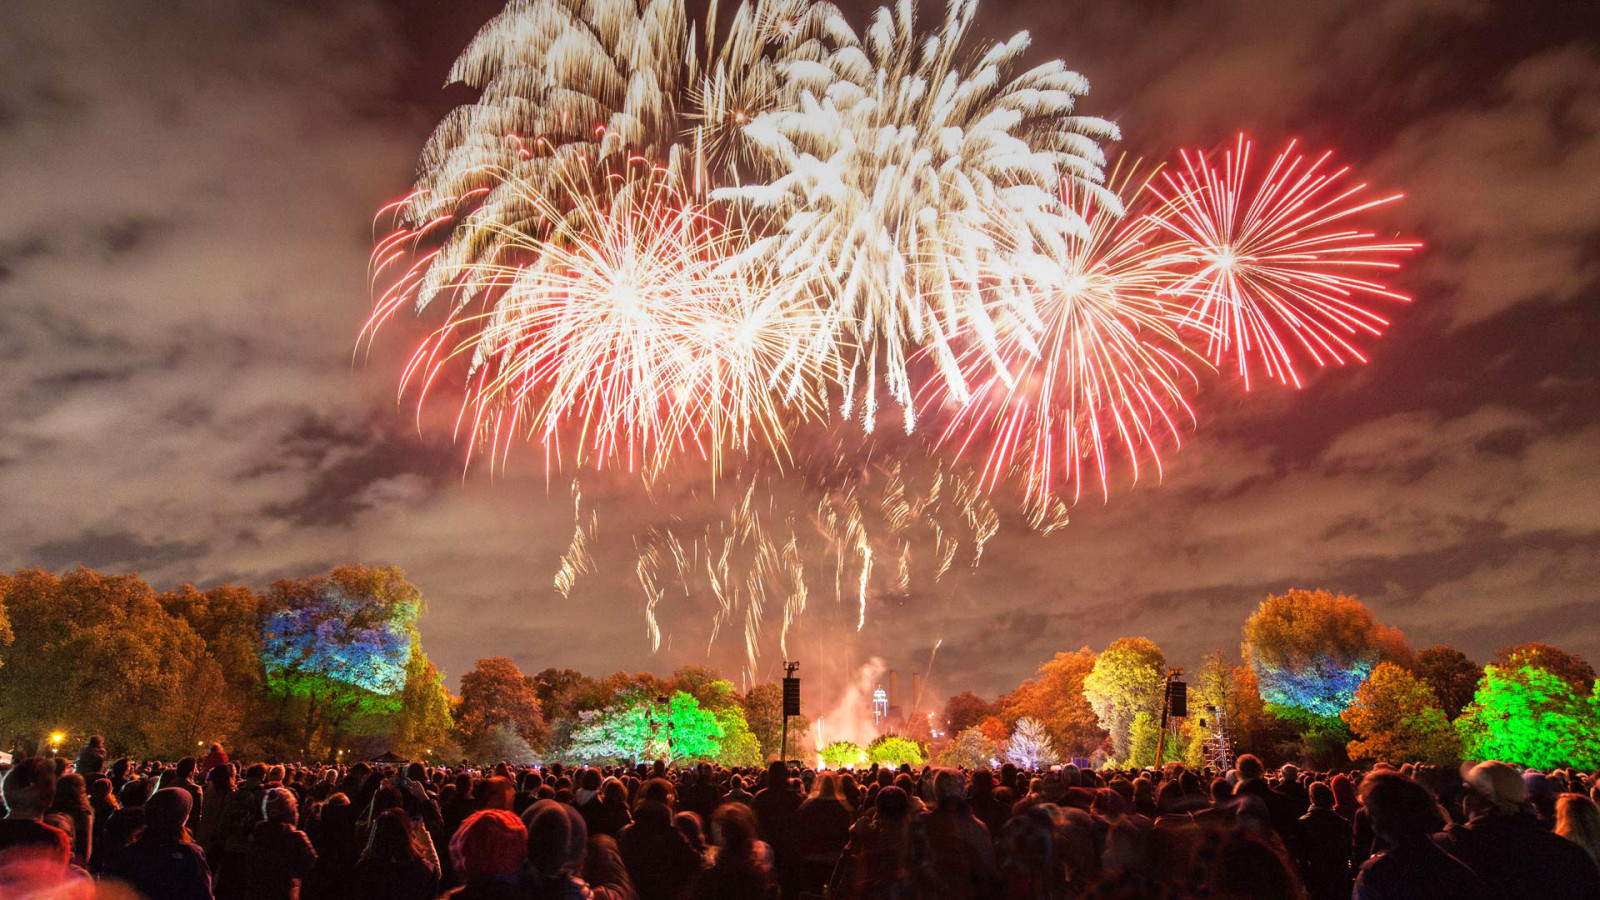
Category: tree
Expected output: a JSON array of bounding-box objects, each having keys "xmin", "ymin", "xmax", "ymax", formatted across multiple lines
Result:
[
  {"xmin": 820, "ymin": 740, "xmax": 868, "ymax": 769},
  {"xmin": 1082, "ymin": 638, "xmax": 1166, "ymax": 761},
  {"xmin": 567, "ymin": 704, "xmax": 654, "ymax": 764},
  {"xmin": 939, "ymin": 727, "xmax": 999, "ymax": 769},
  {"xmin": 999, "ymin": 648, "xmax": 1106, "ymax": 756},
  {"xmin": 1342, "ymin": 662, "xmax": 1459, "ymax": 764},
  {"xmin": 259, "ymin": 566, "xmax": 423, "ymax": 760},
  {"xmin": 1492, "ymin": 643, "xmax": 1595, "ymax": 695},
  {"xmin": 533, "ymin": 668, "xmax": 601, "ymax": 720},
  {"xmin": 0, "ymin": 568, "xmax": 209, "ymax": 755},
  {"xmin": 662, "ymin": 691, "xmax": 724, "ymax": 762},
  {"xmin": 475, "ymin": 723, "xmax": 539, "ymax": 765},
  {"xmin": 1127, "ymin": 711, "xmax": 1160, "ymax": 768},
  {"xmin": 457, "ymin": 657, "xmax": 545, "ymax": 751},
  {"xmin": 977, "ymin": 716, "xmax": 1009, "ymax": 745},
  {"xmin": 712, "ymin": 705, "xmax": 763, "ymax": 766},
  {"xmin": 1456, "ymin": 665, "xmax": 1600, "ymax": 769},
  {"xmin": 1413, "ymin": 646, "xmax": 1482, "ymax": 719},
  {"xmin": 154, "ymin": 654, "xmax": 242, "ymax": 758},
  {"xmin": 392, "ymin": 637, "xmax": 454, "ymax": 758},
  {"xmin": 1243, "ymin": 589, "xmax": 1391, "ymax": 718},
  {"xmin": 566, "ymin": 691, "xmax": 722, "ymax": 764},
  {"xmin": 1005, "ymin": 717, "xmax": 1060, "ymax": 770},
  {"xmin": 669, "ymin": 665, "xmax": 731, "ymax": 707},
  {"xmin": 157, "ymin": 584, "xmax": 264, "ymax": 692},
  {"xmin": 0, "ymin": 588, "xmax": 12, "ymax": 670},
  {"xmin": 943, "ymin": 691, "xmax": 993, "ymax": 735},
  {"xmin": 868, "ymin": 735, "xmax": 925, "ymax": 767},
  {"xmin": 742, "ymin": 683, "xmax": 786, "ymax": 760}
]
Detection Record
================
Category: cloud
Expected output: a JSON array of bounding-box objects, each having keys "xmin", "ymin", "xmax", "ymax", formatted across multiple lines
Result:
[{"xmin": 1377, "ymin": 45, "xmax": 1600, "ymax": 324}]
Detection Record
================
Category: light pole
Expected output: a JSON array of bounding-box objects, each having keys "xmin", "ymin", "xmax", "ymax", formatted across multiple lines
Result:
[{"xmin": 49, "ymin": 732, "xmax": 65, "ymax": 757}]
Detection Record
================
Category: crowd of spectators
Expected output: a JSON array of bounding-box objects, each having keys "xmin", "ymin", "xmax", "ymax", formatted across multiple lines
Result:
[{"xmin": 3, "ymin": 736, "xmax": 1600, "ymax": 899}]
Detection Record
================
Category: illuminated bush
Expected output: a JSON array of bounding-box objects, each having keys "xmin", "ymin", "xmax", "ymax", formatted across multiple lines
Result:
[
  {"xmin": 819, "ymin": 740, "xmax": 868, "ymax": 769},
  {"xmin": 1456, "ymin": 665, "xmax": 1600, "ymax": 769}
]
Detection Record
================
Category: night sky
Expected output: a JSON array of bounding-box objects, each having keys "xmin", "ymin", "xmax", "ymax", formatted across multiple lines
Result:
[{"xmin": 4, "ymin": 0, "xmax": 1598, "ymax": 702}]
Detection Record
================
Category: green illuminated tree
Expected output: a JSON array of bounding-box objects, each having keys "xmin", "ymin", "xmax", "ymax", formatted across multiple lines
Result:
[
  {"xmin": 663, "ymin": 691, "xmax": 724, "ymax": 762},
  {"xmin": 1342, "ymin": 662, "xmax": 1459, "ymax": 764},
  {"xmin": 567, "ymin": 703, "xmax": 653, "ymax": 764},
  {"xmin": 1082, "ymin": 638, "xmax": 1166, "ymax": 760},
  {"xmin": 939, "ymin": 727, "xmax": 998, "ymax": 769},
  {"xmin": 566, "ymin": 691, "xmax": 722, "ymax": 764},
  {"xmin": 1413, "ymin": 646, "xmax": 1482, "ymax": 719},
  {"xmin": 1492, "ymin": 643, "xmax": 1595, "ymax": 694},
  {"xmin": 820, "ymin": 740, "xmax": 868, "ymax": 769},
  {"xmin": 712, "ymin": 705, "xmax": 763, "ymax": 766},
  {"xmin": 1456, "ymin": 665, "xmax": 1600, "ymax": 769},
  {"xmin": 868, "ymin": 735, "xmax": 925, "ymax": 767}
]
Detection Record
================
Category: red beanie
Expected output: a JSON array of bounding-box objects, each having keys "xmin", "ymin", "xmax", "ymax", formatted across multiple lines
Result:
[{"xmin": 450, "ymin": 808, "xmax": 527, "ymax": 880}]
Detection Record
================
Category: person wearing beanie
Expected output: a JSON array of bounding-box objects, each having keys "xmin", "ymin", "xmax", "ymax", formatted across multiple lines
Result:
[
  {"xmin": 445, "ymin": 808, "xmax": 526, "ymax": 900},
  {"xmin": 102, "ymin": 787, "xmax": 213, "ymax": 900},
  {"xmin": 1439, "ymin": 761, "xmax": 1600, "ymax": 900},
  {"xmin": 244, "ymin": 787, "xmax": 317, "ymax": 900},
  {"xmin": 522, "ymin": 799, "xmax": 597, "ymax": 900}
]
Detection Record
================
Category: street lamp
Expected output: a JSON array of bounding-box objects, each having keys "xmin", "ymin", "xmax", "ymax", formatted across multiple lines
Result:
[{"xmin": 49, "ymin": 732, "xmax": 65, "ymax": 756}]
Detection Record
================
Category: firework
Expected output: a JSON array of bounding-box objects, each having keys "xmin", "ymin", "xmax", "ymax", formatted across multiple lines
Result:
[
  {"xmin": 1147, "ymin": 135, "xmax": 1420, "ymax": 388},
  {"xmin": 933, "ymin": 162, "xmax": 1199, "ymax": 506},
  {"xmin": 367, "ymin": 159, "xmax": 832, "ymax": 477},
  {"xmin": 717, "ymin": 0, "xmax": 1118, "ymax": 429}
]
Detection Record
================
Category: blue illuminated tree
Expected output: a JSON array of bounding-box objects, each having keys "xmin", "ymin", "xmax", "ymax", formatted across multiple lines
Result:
[
  {"xmin": 1243, "ymin": 590, "xmax": 1395, "ymax": 717},
  {"xmin": 260, "ymin": 565, "xmax": 422, "ymax": 759}
]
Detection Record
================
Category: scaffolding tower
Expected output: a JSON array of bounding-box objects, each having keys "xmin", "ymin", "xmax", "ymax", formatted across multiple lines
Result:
[{"xmin": 1202, "ymin": 704, "xmax": 1232, "ymax": 772}]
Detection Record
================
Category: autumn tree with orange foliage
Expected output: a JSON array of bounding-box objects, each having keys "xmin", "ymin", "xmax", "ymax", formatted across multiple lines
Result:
[
  {"xmin": 1342, "ymin": 662, "xmax": 1459, "ymax": 764},
  {"xmin": 457, "ymin": 656, "xmax": 545, "ymax": 751},
  {"xmin": 998, "ymin": 648, "xmax": 1106, "ymax": 757}
]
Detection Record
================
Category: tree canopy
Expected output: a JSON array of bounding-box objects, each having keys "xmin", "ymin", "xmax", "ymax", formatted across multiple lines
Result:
[
  {"xmin": 1342, "ymin": 662, "xmax": 1459, "ymax": 764},
  {"xmin": 1456, "ymin": 664, "xmax": 1600, "ymax": 769},
  {"xmin": 1082, "ymin": 637, "xmax": 1166, "ymax": 760},
  {"xmin": 1492, "ymin": 643, "xmax": 1595, "ymax": 695},
  {"xmin": 1005, "ymin": 717, "xmax": 1060, "ymax": 769},
  {"xmin": 1413, "ymin": 646, "xmax": 1482, "ymax": 719},
  {"xmin": 999, "ymin": 648, "xmax": 1106, "ymax": 757},
  {"xmin": 1243, "ymin": 589, "xmax": 1393, "ymax": 718},
  {"xmin": 458, "ymin": 656, "xmax": 545, "ymax": 751}
]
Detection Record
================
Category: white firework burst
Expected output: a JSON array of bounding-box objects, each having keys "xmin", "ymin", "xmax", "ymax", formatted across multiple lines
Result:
[
  {"xmin": 404, "ymin": 0, "xmax": 850, "ymax": 314},
  {"xmin": 715, "ymin": 0, "xmax": 1120, "ymax": 431}
]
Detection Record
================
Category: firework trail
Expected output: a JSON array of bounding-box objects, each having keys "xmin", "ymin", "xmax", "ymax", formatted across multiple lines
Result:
[
  {"xmin": 1147, "ymin": 135, "xmax": 1420, "ymax": 388},
  {"xmin": 553, "ymin": 482, "xmax": 596, "ymax": 599}
]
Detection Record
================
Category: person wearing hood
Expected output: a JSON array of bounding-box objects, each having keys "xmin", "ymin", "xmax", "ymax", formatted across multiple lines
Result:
[
  {"xmin": 522, "ymin": 799, "xmax": 634, "ymax": 900},
  {"xmin": 244, "ymin": 787, "xmax": 317, "ymax": 900},
  {"xmin": 101, "ymin": 787, "xmax": 213, "ymax": 900}
]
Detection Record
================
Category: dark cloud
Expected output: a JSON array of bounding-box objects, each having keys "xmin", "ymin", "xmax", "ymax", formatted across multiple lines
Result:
[
  {"xmin": 31, "ymin": 531, "xmax": 209, "ymax": 573},
  {"xmin": 1, "ymin": 0, "xmax": 1596, "ymax": 701}
]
